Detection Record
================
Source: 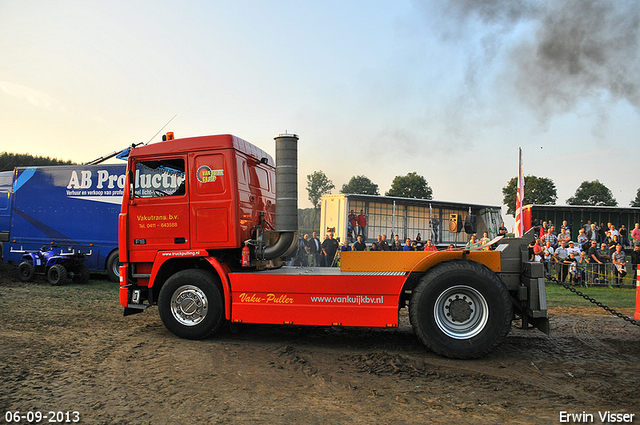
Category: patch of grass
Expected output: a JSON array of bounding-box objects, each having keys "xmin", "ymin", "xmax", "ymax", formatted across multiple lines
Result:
[{"xmin": 545, "ymin": 282, "xmax": 636, "ymax": 310}]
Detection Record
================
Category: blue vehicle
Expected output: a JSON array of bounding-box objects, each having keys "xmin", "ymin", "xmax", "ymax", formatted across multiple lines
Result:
[
  {"xmin": 17, "ymin": 244, "xmax": 90, "ymax": 285},
  {"xmin": 0, "ymin": 164, "xmax": 125, "ymax": 281}
]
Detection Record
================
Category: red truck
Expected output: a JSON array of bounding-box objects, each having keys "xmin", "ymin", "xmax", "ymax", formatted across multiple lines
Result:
[{"xmin": 119, "ymin": 133, "xmax": 548, "ymax": 359}]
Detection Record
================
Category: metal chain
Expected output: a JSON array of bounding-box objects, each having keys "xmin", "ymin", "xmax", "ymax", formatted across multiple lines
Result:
[{"xmin": 546, "ymin": 274, "xmax": 640, "ymax": 327}]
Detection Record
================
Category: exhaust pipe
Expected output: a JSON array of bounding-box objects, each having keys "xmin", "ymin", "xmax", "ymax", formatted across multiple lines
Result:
[{"xmin": 260, "ymin": 133, "xmax": 298, "ymax": 260}]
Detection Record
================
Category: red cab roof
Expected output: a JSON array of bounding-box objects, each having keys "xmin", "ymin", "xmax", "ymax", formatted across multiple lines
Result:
[{"xmin": 131, "ymin": 134, "xmax": 275, "ymax": 166}]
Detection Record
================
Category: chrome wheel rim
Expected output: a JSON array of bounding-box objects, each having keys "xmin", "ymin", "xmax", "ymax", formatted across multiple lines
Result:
[
  {"xmin": 434, "ymin": 285, "xmax": 489, "ymax": 339},
  {"xmin": 170, "ymin": 285, "xmax": 208, "ymax": 326}
]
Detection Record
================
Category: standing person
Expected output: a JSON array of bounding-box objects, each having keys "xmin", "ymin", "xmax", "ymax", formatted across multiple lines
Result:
[
  {"xmin": 611, "ymin": 244, "xmax": 627, "ymax": 285},
  {"xmin": 554, "ymin": 241, "xmax": 569, "ymax": 282},
  {"xmin": 302, "ymin": 234, "xmax": 311, "ymax": 266},
  {"xmin": 542, "ymin": 240, "xmax": 554, "ymax": 274},
  {"xmin": 587, "ymin": 240, "xmax": 603, "ymax": 284},
  {"xmin": 431, "ymin": 215, "xmax": 440, "ymax": 244},
  {"xmin": 567, "ymin": 241, "xmax": 580, "ymax": 259},
  {"xmin": 542, "ymin": 226, "xmax": 558, "ymax": 249},
  {"xmin": 587, "ymin": 223, "xmax": 599, "ymax": 243},
  {"xmin": 603, "ymin": 231, "xmax": 612, "ymax": 248},
  {"xmin": 357, "ymin": 209, "xmax": 367, "ymax": 239},
  {"xmin": 598, "ymin": 223, "xmax": 607, "ymax": 244},
  {"xmin": 309, "ymin": 231, "xmax": 323, "ymax": 267},
  {"xmin": 550, "ymin": 226, "xmax": 559, "ymax": 248},
  {"xmin": 539, "ymin": 221, "xmax": 548, "ymax": 239},
  {"xmin": 631, "ymin": 244, "xmax": 640, "ymax": 282},
  {"xmin": 557, "ymin": 228, "xmax": 571, "ymax": 245},
  {"xmin": 577, "ymin": 228, "xmax": 588, "ymax": 252},
  {"xmin": 348, "ymin": 210, "xmax": 357, "ymax": 242},
  {"xmin": 567, "ymin": 252, "xmax": 578, "ymax": 283},
  {"xmin": 561, "ymin": 220, "xmax": 572, "ymax": 240},
  {"xmin": 322, "ymin": 232, "xmax": 339, "ymax": 267},
  {"xmin": 609, "ymin": 234, "xmax": 621, "ymax": 251},
  {"xmin": 402, "ymin": 238, "xmax": 412, "ymax": 251},
  {"xmin": 576, "ymin": 251, "xmax": 589, "ymax": 285},
  {"xmin": 598, "ymin": 243, "xmax": 611, "ymax": 283},
  {"xmin": 498, "ymin": 222, "xmax": 508, "ymax": 238},
  {"xmin": 631, "ymin": 223, "xmax": 640, "ymax": 246},
  {"xmin": 352, "ymin": 235, "xmax": 367, "ymax": 251},
  {"xmin": 619, "ymin": 224, "xmax": 628, "ymax": 247},
  {"xmin": 294, "ymin": 236, "xmax": 308, "ymax": 266}
]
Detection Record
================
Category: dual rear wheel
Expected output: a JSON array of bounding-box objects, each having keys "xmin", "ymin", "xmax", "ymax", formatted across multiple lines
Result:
[{"xmin": 410, "ymin": 259, "xmax": 512, "ymax": 359}]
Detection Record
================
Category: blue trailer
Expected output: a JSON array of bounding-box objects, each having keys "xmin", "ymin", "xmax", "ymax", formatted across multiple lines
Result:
[{"xmin": 0, "ymin": 164, "xmax": 126, "ymax": 282}]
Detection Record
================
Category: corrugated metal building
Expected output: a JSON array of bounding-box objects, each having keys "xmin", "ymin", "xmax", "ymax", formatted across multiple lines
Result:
[{"xmin": 320, "ymin": 194, "xmax": 503, "ymax": 247}]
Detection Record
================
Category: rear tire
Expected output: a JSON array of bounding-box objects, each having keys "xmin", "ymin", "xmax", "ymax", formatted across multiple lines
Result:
[
  {"xmin": 72, "ymin": 264, "xmax": 90, "ymax": 284},
  {"xmin": 158, "ymin": 269, "xmax": 225, "ymax": 340},
  {"xmin": 409, "ymin": 259, "xmax": 512, "ymax": 359},
  {"xmin": 47, "ymin": 264, "xmax": 67, "ymax": 286}
]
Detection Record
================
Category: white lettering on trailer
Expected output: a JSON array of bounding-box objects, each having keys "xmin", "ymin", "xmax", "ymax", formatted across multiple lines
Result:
[
  {"xmin": 96, "ymin": 170, "xmax": 124, "ymax": 189},
  {"xmin": 68, "ymin": 170, "xmax": 126, "ymax": 190},
  {"xmin": 67, "ymin": 170, "xmax": 92, "ymax": 189}
]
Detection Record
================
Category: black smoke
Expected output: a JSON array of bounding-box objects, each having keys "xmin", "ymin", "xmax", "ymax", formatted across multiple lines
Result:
[{"xmin": 428, "ymin": 0, "xmax": 640, "ymax": 117}]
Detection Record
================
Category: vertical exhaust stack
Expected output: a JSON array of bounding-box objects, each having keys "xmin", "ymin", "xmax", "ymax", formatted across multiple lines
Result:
[
  {"xmin": 275, "ymin": 133, "xmax": 299, "ymax": 232},
  {"xmin": 261, "ymin": 133, "xmax": 299, "ymax": 260}
]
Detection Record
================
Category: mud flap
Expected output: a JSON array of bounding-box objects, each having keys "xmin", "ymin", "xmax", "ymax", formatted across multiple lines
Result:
[
  {"xmin": 520, "ymin": 262, "xmax": 549, "ymax": 334},
  {"xmin": 124, "ymin": 305, "xmax": 150, "ymax": 316}
]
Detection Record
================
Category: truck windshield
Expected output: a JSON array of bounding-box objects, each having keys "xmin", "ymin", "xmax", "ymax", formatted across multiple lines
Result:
[{"xmin": 134, "ymin": 158, "xmax": 185, "ymax": 198}]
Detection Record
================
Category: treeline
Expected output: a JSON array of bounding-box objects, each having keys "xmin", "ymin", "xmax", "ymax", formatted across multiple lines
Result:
[
  {"xmin": 0, "ymin": 152, "xmax": 77, "ymax": 172},
  {"xmin": 298, "ymin": 208, "xmax": 317, "ymax": 236}
]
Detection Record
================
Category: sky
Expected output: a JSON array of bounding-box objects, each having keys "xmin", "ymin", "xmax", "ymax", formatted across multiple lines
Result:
[{"xmin": 1, "ymin": 0, "xmax": 639, "ymax": 230}]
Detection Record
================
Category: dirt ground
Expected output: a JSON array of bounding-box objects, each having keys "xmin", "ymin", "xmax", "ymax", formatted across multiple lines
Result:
[{"xmin": 1, "ymin": 262, "xmax": 639, "ymax": 425}]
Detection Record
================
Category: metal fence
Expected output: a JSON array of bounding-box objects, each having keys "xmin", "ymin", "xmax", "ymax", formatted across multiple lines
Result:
[{"xmin": 542, "ymin": 260, "xmax": 637, "ymax": 287}]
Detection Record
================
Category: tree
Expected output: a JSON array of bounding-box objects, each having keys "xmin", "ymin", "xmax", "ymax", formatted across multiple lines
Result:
[
  {"xmin": 385, "ymin": 172, "xmax": 433, "ymax": 199},
  {"xmin": 566, "ymin": 180, "xmax": 617, "ymax": 206},
  {"xmin": 340, "ymin": 175, "xmax": 379, "ymax": 195},
  {"xmin": 306, "ymin": 170, "xmax": 334, "ymax": 210},
  {"xmin": 502, "ymin": 175, "xmax": 557, "ymax": 217},
  {"xmin": 0, "ymin": 152, "xmax": 75, "ymax": 171},
  {"xmin": 298, "ymin": 208, "xmax": 317, "ymax": 235},
  {"xmin": 631, "ymin": 188, "xmax": 640, "ymax": 207}
]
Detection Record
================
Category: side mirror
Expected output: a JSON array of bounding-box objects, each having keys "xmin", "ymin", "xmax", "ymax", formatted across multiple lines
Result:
[{"xmin": 128, "ymin": 170, "xmax": 134, "ymax": 200}]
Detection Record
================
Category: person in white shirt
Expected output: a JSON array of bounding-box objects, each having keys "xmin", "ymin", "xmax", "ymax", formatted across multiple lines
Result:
[
  {"xmin": 542, "ymin": 240, "xmax": 555, "ymax": 274},
  {"xmin": 567, "ymin": 241, "xmax": 581, "ymax": 257}
]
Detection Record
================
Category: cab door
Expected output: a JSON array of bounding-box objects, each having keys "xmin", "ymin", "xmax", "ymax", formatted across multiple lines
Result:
[{"xmin": 127, "ymin": 156, "xmax": 189, "ymax": 261}]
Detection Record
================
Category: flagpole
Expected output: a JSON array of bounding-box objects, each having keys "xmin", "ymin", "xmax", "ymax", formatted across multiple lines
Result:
[{"xmin": 515, "ymin": 147, "xmax": 524, "ymax": 237}]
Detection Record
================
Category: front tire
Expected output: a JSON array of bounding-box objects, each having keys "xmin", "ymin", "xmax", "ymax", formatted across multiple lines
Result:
[
  {"xmin": 18, "ymin": 261, "xmax": 35, "ymax": 282},
  {"xmin": 409, "ymin": 259, "xmax": 512, "ymax": 359},
  {"xmin": 158, "ymin": 269, "xmax": 225, "ymax": 340},
  {"xmin": 106, "ymin": 250, "xmax": 120, "ymax": 282}
]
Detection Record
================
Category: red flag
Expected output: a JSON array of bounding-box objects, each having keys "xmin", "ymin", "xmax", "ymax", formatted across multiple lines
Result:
[{"xmin": 515, "ymin": 148, "xmax": 524, "ymax": 237}]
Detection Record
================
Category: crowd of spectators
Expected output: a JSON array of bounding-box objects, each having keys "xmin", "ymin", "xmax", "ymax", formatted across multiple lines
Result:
[
  {"xmin": 290, "ymin": 229, "xmax": 492, "ymax": 267},
  {"xmin": 529, "ymin": 219, "xmax": 640, "ymax": 285}
]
